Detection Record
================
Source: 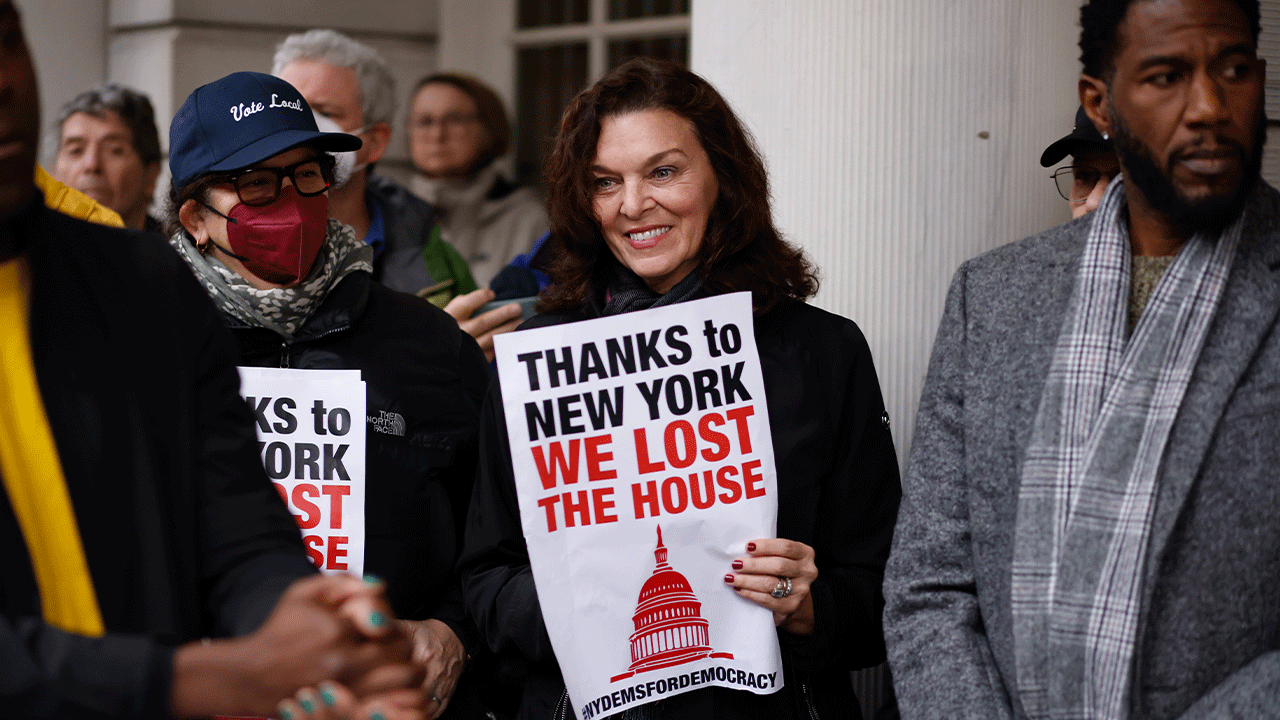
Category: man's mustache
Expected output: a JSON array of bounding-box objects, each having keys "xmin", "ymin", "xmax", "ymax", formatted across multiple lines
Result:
[{"xmin": 1167, "ymin": 134, "xmax": 1248, "ymax": 165}]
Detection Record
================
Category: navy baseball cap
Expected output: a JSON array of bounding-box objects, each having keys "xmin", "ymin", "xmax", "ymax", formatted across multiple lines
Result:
[
  {"xmin": 1040, "ymin": 106, "xmax": 1112, "ymax": 167},
  {"xmin": 169, "ymin": 71, "xmax": 362, "ymax": 190}
]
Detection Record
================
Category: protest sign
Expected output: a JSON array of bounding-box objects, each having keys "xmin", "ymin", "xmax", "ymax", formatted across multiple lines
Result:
[
  {"xmin": 238, "ymin": 367, "xmax": 367, "ymax": 577},
  {"xmin": 494, "ymin": 292, "xmax": 782, "ymax": 719}
]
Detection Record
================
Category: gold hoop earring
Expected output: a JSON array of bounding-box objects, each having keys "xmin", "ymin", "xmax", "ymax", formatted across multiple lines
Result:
[{"xmin": 197, "ymin": 241, "xmax": 209, "ymax": 256}]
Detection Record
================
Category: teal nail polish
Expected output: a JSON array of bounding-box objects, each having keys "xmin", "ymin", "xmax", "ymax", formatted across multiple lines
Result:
[
  {"xmin": 363, "ymin": 574, "xmax": 382, "ymax": 585},
  {"xmin": 319, "ymin": 683, "xmax": 337, "ymax": 708},
  {"xmin": 371, "ymin": 711, "xmax": 387, "ymax": 720},
  {"xmin": 299, "ymin": 696, "xmax": 315, "ymax": 713},
  {"xmin": 369, "ymin": 610, "xmax": 385, "ymax": 628},
  {"xmin": 278, "ymin": 705, "xmax": 295, "ymax": 720}
]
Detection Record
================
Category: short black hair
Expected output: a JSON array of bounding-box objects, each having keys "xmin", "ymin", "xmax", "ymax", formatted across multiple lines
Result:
[{"xmin": 1079, "ymin": 0, "xmax": 1261, "ymax": 79}]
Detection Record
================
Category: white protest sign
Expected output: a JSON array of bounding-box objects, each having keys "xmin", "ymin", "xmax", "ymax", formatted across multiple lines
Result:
[
  {"xmin": 495, "ymin": 292, "xmax": 782, "ymax": 719},
  {"xmin": 238, "ymin": 367, "xmax": 367, "ymax": 577}
]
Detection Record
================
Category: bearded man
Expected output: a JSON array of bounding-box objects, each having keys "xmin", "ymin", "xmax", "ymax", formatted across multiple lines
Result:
[{"xmin": 884, "ymin": 0, "xmax": 1280, "ymax": 718}]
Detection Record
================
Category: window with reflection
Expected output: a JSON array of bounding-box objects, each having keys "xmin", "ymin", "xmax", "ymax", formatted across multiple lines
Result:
[{"xmin": 513, "ymin": 0, "xmax": 690, "ymax": 186}]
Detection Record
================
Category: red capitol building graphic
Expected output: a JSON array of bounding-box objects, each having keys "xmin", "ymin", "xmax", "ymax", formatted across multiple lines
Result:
[{"xmin": 611, "ymin": 526, "xmax": 733, "ymax": 683}]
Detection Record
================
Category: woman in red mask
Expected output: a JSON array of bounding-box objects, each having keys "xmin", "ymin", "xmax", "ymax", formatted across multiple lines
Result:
[{"xmin": 165, "ymin": 71, "xmax": 492, "ymax": 720}]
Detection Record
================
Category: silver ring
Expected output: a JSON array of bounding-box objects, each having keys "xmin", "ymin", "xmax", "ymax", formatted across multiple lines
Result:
[
  {"xmin": 770, "ymin": 576, "xmax": 792, "ymax": 598},
  {"xmin": 431, "ymin": 693, "xmax": 443, "ymax": 704}
]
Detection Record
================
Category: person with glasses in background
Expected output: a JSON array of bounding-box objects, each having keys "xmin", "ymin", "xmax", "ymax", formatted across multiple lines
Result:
[
  {"xmin": 407, "ymin": 73, "xmax": 547, "ymax": 290},
  {"xmin": 165, "ymin": 71, "xmax": 492, "ymax": 720},
  {"xmin": 407, "ymin": 73, "xmax": 550, "ymax": 361},
  {"xmin": 1042, "ymin": 105, "xmax": 1120, "ymax": 219}
]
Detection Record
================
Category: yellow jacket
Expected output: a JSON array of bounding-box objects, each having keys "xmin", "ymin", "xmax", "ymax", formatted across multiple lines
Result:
[{"xmin": 34, "ymin": 164, "xmax": 124, "ymax": 228}]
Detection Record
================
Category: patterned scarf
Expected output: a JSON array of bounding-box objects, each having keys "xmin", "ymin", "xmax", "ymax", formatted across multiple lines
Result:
[
  {"xmin": 1010, "ymin": 177, "xmax": 1242, "ymax": 720},
  {"xmin": 601, "ymin": 262, "xmax": 703, "ymax": 316},
  {"xmin": 170, "ymin": 218, "xmax": 372, "ymax": 339}
]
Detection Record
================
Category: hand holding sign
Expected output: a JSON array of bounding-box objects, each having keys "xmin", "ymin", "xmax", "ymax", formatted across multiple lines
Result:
[{"xmin": 725, "ymin": 538, "xmax": 818, "ymax": 635}]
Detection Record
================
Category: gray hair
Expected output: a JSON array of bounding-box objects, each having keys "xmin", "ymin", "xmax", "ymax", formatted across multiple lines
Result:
[
  {"xmin": 272, "ymin": 29, "xmax": 396, "ymax": 128},
  {"xmin": 52, "ymin": 84, "xmax": 161, "ymax": 165}
]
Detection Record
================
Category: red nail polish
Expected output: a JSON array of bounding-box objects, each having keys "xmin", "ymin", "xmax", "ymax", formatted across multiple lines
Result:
[
  {"xmin": 732, "ymin": 560, "xmax": 743, "ymax": 570},
  {"xmin": 747, "ymin": 542, "xmax": 756, "ymax": 552},
  {"xmin": 724, "ymin": 573, "xmax": 734, "ymax": 583}
]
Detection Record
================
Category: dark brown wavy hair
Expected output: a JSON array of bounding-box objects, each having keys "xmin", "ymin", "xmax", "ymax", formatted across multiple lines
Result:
[{"xmin": 539, "ymin": 57, "xmax": 817, "ymax": 314}]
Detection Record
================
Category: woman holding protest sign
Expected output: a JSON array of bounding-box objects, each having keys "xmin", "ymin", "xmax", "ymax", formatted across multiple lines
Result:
[
  {"xmin": 460, "ymin": 58, "xmax": 901, "ymax": 720},
  {"xmin": 164, "ymin": 71, "xmax": 492, "ymax": 720}
]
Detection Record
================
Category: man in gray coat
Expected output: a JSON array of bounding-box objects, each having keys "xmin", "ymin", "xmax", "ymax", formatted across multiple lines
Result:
[{"xmin": 883, "ymin": 1, "xmax": 1280, "ymax": 719}]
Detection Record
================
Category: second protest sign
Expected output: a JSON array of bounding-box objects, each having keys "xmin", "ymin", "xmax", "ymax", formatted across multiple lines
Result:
[{"xmin": 239, "ymin": 366, "xmax": 367, "ymax": 577}]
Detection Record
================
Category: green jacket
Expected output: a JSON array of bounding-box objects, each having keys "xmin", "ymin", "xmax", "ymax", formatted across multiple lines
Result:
[{"xmin": 365, "ymin": 173, "xmax": 477, "ymax": 307}]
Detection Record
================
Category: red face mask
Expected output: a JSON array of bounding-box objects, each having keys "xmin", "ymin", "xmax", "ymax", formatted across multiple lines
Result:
[{"xmin": 216, "ymin": 185, "xmax": 329, "ymax": 286}]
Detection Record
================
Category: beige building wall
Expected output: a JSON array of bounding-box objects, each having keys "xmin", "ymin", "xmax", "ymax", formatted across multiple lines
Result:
[{"xmin": 20, "ymin": 0, "xmax": 109, "ymax": 159}]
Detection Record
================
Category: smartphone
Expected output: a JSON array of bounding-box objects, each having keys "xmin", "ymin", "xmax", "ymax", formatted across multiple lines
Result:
[{"xmin": 478, "ymin": 295, "xmax": 539, "ymax": 321}]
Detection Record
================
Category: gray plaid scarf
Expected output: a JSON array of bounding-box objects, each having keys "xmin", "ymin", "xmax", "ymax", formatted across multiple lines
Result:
[
  {"xmin": 1011, "ymin": 177, "xmax": 1242, "ymax": 720},
  {"xmin": 170, "ymin": 218, "xmax": 373, "ymax": 339}
]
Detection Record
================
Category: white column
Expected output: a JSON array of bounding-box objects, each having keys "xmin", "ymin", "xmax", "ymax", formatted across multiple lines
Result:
[
  {"xmin": 692, "ymin": 0, "xmax": 1080, "ymax": 466},
  {"xmin": 19, "ymin": 0, "xmax": 108, "ymax": 158},
  {"xmin": 439, "ymin": 0, "xmax": 514, "ymax": 107},
  {"xmin": 438, "ymin": 0, "xmax": 517, "ymax": 177}
]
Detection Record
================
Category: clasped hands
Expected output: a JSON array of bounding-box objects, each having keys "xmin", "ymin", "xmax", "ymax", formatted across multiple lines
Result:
[{"xmin": 172, "ymin": 574, "xmax": 464, "ymax": 720}]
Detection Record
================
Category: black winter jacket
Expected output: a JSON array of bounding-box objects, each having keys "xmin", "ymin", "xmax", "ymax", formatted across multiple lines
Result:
[
  {"xmin": 365, "ymin": 174, "xmax": 477, "ymax": 303},
  {"xmin": 460, "ymin": 298, "xmax": 901, "ymax": 720},
  {"xmin": 0, "ymin": 201, "xmax": 315, "ymax": 718},
  {"xmin": 224, "ymin": 270, "xmax": 491, "ymax": 654}
]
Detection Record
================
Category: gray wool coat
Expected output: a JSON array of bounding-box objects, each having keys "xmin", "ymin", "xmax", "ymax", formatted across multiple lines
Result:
[{"xmin": 883, "ymin": 182, "xmax": 1280, "ymax": 720}]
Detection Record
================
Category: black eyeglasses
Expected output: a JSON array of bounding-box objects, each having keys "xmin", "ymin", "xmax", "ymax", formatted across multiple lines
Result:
[
  {"xmin": 411, "ymin": 112, "xmax": 479, "ymax": 132},
  {"xmin": 1050, "ymin": 165, "xmax": 1114, "ymax": 203},
  {"xmin": 219, "ymin": 155, "xmax": 336, "ymax": 207}
]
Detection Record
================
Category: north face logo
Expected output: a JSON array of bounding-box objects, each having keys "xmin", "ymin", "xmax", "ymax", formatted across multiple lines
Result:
[{"xmin": 368, "ymin": 410, "xmax": 406, "ymax": 436}]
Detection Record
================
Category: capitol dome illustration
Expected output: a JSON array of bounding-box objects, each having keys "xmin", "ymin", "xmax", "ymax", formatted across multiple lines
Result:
[{"xmin": 611, "ymin": 526, "xmax": 733, "ymax": 682}]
